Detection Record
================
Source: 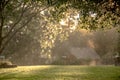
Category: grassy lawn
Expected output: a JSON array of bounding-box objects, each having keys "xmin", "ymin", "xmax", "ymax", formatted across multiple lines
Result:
[{"xmin": 0, "ymin": 65, "xmax": 120, "ymax": 80}]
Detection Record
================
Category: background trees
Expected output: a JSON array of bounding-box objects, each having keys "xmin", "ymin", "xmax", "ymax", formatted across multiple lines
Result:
[
  {"xmin": 0, "ymin": 0, "xmax": 53, "ymax": 55},
  {"xmin": 0, "ymin": 0, "xmax": 120, "ymax": 65}
]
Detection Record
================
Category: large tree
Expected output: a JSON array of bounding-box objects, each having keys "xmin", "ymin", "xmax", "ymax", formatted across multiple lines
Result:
[
  {"xmin": 0, "ymin": 0, "xmax": 120, "ymax": 56},
  {"xmin": 0, "ymin": 0, "xmax": 53, "ymax": 55}
]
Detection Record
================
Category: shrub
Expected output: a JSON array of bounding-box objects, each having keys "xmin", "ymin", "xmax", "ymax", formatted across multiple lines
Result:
[{"xmin": 0, "ymin": 60, "xmax": 17, "ymax": 68}]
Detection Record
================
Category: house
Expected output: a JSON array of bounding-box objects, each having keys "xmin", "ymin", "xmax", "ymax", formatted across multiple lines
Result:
[
  {"xmin": 52, "ymin": 47, "xmax": 101, "ymax": 65},
  {"xmin": 69, "ymin": 47, "xmax": 101, "ymax": 65}
]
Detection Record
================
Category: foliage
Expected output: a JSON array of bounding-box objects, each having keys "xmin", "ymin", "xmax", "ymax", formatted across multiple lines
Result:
[
  {"xmin": 0, "ymin": 0, "xmax": 55, "ymax": 55},
  {"xmin": 0, "ymin": 0, "xmax": 120, "ymax": 61}
]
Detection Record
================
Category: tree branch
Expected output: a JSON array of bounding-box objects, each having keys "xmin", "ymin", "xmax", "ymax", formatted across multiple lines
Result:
[
  {"xmin": 1, "ymin": 14, "xmax": 35, "ymax": 53},
  {"xmin": 4, "ymin": 0, "xmax": 11, "ymax": 7},
  {"xmin": 0, "ymin": 0, "xmax": 57, "ymax": 54},
  {"xmin": 2, "ymin": 2, "xmax": 27, "ymax": 40}
]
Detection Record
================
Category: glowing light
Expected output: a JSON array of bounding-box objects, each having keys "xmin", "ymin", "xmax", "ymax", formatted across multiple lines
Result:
[
  {"xmin": 59, "ymin": 19, "xmax": 67, "ymax": 26},
  {"xmin": 48, "ymin": 54, "xmax": 51, "ymax": 58},
  {"xmin": 70, "ymin": 26, "xmax": 76, "ymax": 31},
  {"xmin": 40, "ymin": 11, "xmax": 45, "ymax": 15},
  {"xmin": 91, "ymin": 13, "xmax": 97, "ymax": 17},
  {"xmin": 9, "ymin": 20, "xmax": 13, "ymax": 24},
  {"xmin": 60, "ymin": 12, "xmax": 80, "ymax": 32},
  {"xmin": 74, "ymin": 14, "xmax": 80, "ymax": 19}
]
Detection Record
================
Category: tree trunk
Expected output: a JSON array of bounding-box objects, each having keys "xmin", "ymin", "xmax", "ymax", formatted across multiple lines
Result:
[
  {"xmin": 118, "ymin": 30, "xmax": 120, "ymax": 54},
  {"xmin": 0, "ymin": 26, "xmax": 3, "ymax": 54},
  {"xmin": 0, "ymin": 1, "xmax": 4, "ymax": 55}
]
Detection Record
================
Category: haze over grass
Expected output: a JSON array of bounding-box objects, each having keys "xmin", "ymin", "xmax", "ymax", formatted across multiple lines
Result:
[{"xmin": 0, "ymin": 65, "xmax": 120, "ymax": 80}]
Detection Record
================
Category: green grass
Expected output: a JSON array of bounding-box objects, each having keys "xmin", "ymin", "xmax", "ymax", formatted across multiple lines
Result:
[{"xmin": 0, "ymin": 65, "xmax": 120, "ymax": 80}]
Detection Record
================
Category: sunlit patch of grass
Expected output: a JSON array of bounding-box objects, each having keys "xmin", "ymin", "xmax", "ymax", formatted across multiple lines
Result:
[
  {"xmin": 0, "ymin": 65, "xmax": 120, "ymax": 80},
  {"xmin": 0, "ymin": 65, "xmax": 51, "ymax": 74}
]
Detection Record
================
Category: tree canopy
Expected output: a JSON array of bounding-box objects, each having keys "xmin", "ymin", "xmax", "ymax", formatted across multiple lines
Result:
[{"xmin": 0, "ymin": 0, "xmax": 120, "ymax": 58}]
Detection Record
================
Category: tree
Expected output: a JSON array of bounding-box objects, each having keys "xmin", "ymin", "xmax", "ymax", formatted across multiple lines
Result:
[
  {"xmin": 1, "ymin": 0, "xmax": 120, "ymax": 56},
  {"xmin": 117, "ymin": 30, "xmax": 120, "ymax": 54},
  {"xmin": 0, "ymin": 0, "xmax": 53, "ymax": 55}
]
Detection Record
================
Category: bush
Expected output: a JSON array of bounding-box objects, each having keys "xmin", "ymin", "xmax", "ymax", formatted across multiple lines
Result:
[
  {"xmin": 114, "ymin": 56, "xmax": 120, "ymax": 66},
  {"xmin": 0, "ymin": 60, "xmax": 17, "ymax": 68}
]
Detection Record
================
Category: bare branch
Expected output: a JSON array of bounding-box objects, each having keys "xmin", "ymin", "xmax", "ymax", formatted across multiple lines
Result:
[
  {"xmin": 4, "ymin": 0, "xmax": 11, "ymax": 7},
  {"xmin": 3, "ymin": 2, "xmax": 52, "ymax": 40},
  {"xmin": 0, "ymin": 0, "xmax": 57, "ymax": 53},
  {"xmin": 2, "ymin": 2, "xmax": 27, "ymax": 40},
  {"xmin": 1, "ymin": 14, "xmax": 35, "ymax": 53}
]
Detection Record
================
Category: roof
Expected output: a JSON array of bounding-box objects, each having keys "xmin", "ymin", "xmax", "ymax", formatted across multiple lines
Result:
[{"xmin": 70, "ymin": 47, "xmax": 100, "ymax": 59}]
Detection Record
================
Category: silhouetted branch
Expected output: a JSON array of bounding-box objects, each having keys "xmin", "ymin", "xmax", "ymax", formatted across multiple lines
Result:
[
  {"xmin": 1, "ymin": 14, "xmax": 35, "ymax": 53},
  {"xmin": 0, "ymin": 0, "xmax": 57, "ymax": 54}
]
